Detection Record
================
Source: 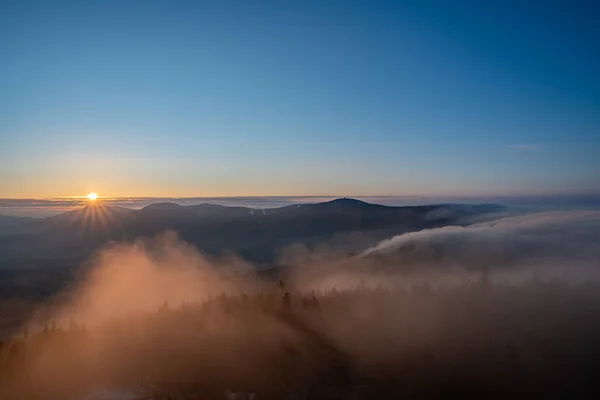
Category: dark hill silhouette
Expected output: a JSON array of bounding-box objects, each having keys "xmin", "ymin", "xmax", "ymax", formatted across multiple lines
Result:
[
  {"xmin": 141, "ymin": 202, "xmax": 184, "ymax": 211},
  {"xmin": 34, "ymin": 205, "xmax": 134, "ymax": 236},
  {"xmin": 0, "ymin": 199, "xmax": 503, "ymax": 268}
]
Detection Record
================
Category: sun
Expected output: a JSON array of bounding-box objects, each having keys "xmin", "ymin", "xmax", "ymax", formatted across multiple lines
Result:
[{"xmin": 86, "ymin": 192, "xmax": 98, "ymax": 201}]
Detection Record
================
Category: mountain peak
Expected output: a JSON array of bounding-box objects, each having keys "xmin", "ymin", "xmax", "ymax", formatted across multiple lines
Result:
[
  {"xmin": 142, "ymin": 202, "xmax": 183, "ymax": 211},
  {"xmin": 323, "ymin": 198, "xmax": 370, "ymax": 206}
]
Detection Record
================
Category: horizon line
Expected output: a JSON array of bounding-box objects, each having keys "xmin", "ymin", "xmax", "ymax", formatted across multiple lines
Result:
[{"xmin": 2, "ymin": 193, "xmax": 600, "ymax": 201}]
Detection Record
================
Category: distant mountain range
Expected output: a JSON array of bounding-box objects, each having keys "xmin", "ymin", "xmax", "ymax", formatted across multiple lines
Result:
[{"xmin": 0, "ymin": 198, "xmax": 503, "ymax": 268}]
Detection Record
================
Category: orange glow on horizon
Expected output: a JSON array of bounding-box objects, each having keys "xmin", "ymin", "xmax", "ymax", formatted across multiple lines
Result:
[{"xmin": 87, "ymin": 192, "xmax": 98, "ymax": 201}]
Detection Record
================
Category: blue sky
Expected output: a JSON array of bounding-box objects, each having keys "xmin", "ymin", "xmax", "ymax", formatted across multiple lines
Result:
[{"xmin": 1, "ymin": 0, "xmax": 599, "ymax": 198}]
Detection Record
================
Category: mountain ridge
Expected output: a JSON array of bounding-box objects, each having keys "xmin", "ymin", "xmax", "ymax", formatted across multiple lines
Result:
[{"xmin": 0, "ymin": 198, "xmax": 504, "ymax": 268}]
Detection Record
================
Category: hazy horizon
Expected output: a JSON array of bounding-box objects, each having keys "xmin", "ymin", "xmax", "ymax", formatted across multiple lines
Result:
[{"xmin": 2, "ymin": 193, "xmax": 600, "ymax": 218}]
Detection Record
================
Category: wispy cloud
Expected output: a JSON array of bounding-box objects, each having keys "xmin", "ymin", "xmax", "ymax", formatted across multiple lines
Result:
[
  {"xmin": 363, "ymin": 210, "xmax": 600, "ymax": 272},
  {"xmin": 509, "ymin": 144, "xmax": 545, "ymax": 151}
]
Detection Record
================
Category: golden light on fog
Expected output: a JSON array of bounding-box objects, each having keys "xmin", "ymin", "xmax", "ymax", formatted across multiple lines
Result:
[{"xmin": 87, "ymin": 192, "xmax": 98, "ymax": 201}]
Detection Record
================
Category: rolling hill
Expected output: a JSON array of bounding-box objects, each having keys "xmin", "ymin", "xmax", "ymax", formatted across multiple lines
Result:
[{"xmin": 0, "ymin": 198, "xmax": 503, "ymax": 268}]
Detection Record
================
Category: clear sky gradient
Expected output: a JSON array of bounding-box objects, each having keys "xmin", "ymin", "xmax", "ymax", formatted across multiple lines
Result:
[{"xmin": 1, "ymin": 0, "xmax": 599, "ymax": 198}]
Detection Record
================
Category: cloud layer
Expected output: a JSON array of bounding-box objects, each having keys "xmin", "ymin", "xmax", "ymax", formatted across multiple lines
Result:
[
  {"xmin": 362, "ymin": 210, "xmax": 600, "ymax": 274},
  {"xmin": 3, "ymin": 210, "xmax": 600, "ymax": 398}
]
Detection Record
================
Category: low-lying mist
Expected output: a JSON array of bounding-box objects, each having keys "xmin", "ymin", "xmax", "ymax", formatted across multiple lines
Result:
[
  {"xmin": 55, "ymin": 232, "xmax": 265, "ymax": 328},
  {"xmin": 365, "ymin": 210, "xmax": 600, "ymax": 270},
  {"xmin": 284, "ymin": 210, "xmax": 600, "ymax": 291},
  {"xmin": 1, "ymin": 210, "xmax": 600, "ymax": 399}
]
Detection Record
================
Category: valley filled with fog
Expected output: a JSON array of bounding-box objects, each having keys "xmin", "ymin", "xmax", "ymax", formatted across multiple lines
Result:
[{"xmin": 1, "ymin": 199, "xmax": 600, "ymax": 399}]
